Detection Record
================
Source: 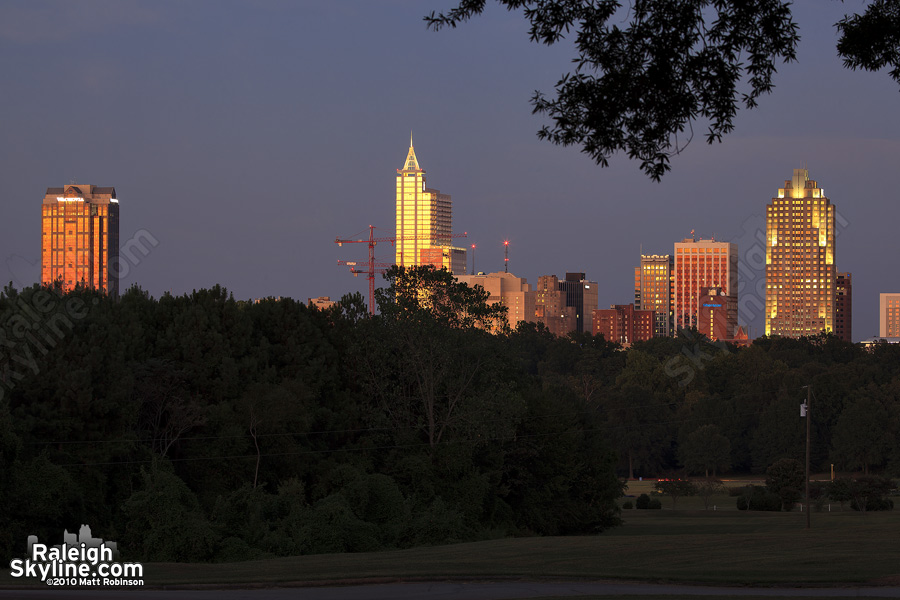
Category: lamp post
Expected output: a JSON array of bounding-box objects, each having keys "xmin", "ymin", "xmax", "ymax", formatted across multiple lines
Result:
[{"xmin": 801, "ymin": 385, "xmax": 811, "ymax": 529}]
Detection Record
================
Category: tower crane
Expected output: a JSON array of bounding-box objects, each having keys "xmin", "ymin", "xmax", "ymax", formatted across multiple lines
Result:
[{"xmin": 335, "ymin": 226, "xmax": 468, "ymax": 315}]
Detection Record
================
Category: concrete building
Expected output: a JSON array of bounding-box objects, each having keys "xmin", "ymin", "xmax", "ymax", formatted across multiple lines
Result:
[
  {"xmin": 764, "ymin": 169, "xmax": 836, "ymax": 337},
  {"xmin": 534, "ymin": 275, "xmax": 577, "ymax": 337},
  {"xmin": 634, "ymin": 254, "xmax": 674, "ymax": 337},
  {"xmin": 835, "ymin": 272, "xmax": 852, "ymax": 343},
  {"xmin": 673, "ymin": 237, "xmax": 737, "ymax": 332},
  {"xmin": 42, "ymin": 184, "xmax": 119, "ymax": 296},
  {"xmin": 395, "ymin": 136, "xmax": 465, "ymax": 274},
  {"xmin": 880, "ymin": 293, "xmax": 900, "ymax": 338},
  {"xmin": 558, "ymin": 272, "xmax": 599, "ymax": 334},
  {"xmin": 593, "ymin": 304, "xmax": 654, "ymax": 346},
  {"xmin": 308, "ymin": 296, "xmax": 336, "ymax": 310},
  {"xmin": 457, "ymin": 271, "xmax": 536, "ymax": 330}
]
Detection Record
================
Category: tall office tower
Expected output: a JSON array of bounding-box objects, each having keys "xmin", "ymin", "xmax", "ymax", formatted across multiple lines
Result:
[
  {"xmin": 593, "ymin": 304, "xmax": 654, "ymax": 346},
  {"xmin": 835, "ymin": 272, "xmax": 852, "ymax": 343},
  {"xmin": 673, "ymin": 237, "xmax": 737, "ymax": 333},
  {"xmin": 456, "ymin": 272, "xmax": 536, "ymax": 330},
  {"xmin": 558, "ymin": 272, "xmax": 599, "ymax": 333},
  {"xmin": 634, "ymin": 254, "xmax": 674, "ymax": 337},
  {"xmin": 395, "ymin": 137, "xmax": 466, "ymax": 274},
  {"xmin": 764, "ymin": 169, "xmax": 836, "ymax": 337},
  {"xmin": 534, "ymin": 275, "xmax": 577, "ymax": 337},
  {"xmin": 879, "ymin": 293, "xmax": 900, "ymax": 338},
  {"xmin": 41, "ymin": 184, "xmax": 119, "ymax": 296}
]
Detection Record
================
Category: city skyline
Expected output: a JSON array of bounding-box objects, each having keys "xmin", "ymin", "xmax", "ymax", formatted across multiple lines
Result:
[{"xmin": 2, "ymin": 2, "xmax": 899, "ymax": 341}]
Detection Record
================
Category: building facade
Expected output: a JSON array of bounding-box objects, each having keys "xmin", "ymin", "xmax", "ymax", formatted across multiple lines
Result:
[
  {"xmin": 534, "ymin": 275, "xmax": 577, "ymax": 337},
  {"xmin": 593, "ymin": 304, "xmax": 654, "ymax": 346},
  {"xmin": 764, "ymin": 169, "xmax": 836, "ymax": 337},
  {"xmin": 395, "ymin": 137, "xmax": 466, "ymax": 274},
  {"xmin": 41, "ymin": 184, "xmax": 119, "ymax": 296},
  {"xmin": 698, "ymin": 287, "xmax": 738, "ymax": 341},
  {"xmin": 456, "ymin": 271, "xmax": 536, "ymax": 330},
  {"xmin": 558, "ymin": 272, "xmax": 599, "ymax": 334},
  {"xmin": 673, "ymin": 238, "xmax": 737, "ymax": 333},
  {"xmin": 880, "ymin": 293, "xmax": 900, "ymax": 338},
  {"xmin": 634, "ymin": 254, "xmax": 674, "ymax": 337},
  {"xmin": 835, "ymin": 272, "xmax": 852, "ymax": 343}
]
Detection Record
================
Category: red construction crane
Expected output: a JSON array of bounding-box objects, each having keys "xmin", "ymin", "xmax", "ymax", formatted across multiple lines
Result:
[{"xmin": 335, "ymin": 225, "xmax": 468, "ymax": 315}]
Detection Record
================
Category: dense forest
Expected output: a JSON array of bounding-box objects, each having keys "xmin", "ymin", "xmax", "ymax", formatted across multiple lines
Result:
[{"xmin": 1, "ymin": 267, "xmax": 898, "ymax": 562}]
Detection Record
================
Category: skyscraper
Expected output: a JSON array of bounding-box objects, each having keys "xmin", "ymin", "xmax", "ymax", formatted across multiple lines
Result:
[
  {"xmin": 764, "ymin": 169, "xmax": 836, "ymax": 337},
  {"xmin": 879, "ymin": 293, "xmax": 900, "ymax": 338},
  {"xmin": 558, "ymin": 272, "xmax": 599, "ymax": 334},
  {"xmin": 634, "ymin": 254, "xmax": 673, "ymax": 337},
  {"xmin": 395, "ymin": 137, "xmax": 465, "ymax": 274},
  {"xmin": 534, "ymin": 275, "xmax": 577, "ymax": 337},
  {"xmin": 41, "ymin": 184, "xmax": 119, "ymax": 296},
  {"xmin": 673, "ymin": 237, "xmax": 737, "ymax": 334}
]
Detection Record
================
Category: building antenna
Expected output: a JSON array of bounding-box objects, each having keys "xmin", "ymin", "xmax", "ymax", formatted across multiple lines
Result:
[
  {"xmin": 471, "ymin": 243, "xmax": 476, "ymax": 275},
  {"xmin": 504, "ymin": 239, "xmax": 510, "ymax": 273}
]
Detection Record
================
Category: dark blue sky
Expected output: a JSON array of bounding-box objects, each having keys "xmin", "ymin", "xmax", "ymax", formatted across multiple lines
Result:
[{"xmin": 1, "ymin": 0, "xmax": 896, "ymax": 340}]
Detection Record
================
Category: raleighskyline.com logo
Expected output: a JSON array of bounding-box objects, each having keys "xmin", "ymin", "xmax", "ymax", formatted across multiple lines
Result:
[{"xmin": 8, "ymin": 525, "xmax": 143, "ymax": 587}]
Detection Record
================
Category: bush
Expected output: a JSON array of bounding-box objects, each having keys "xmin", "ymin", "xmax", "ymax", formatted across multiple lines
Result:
[
  {"xmin": 647, "ymin": 498, "xmax": 662, "ymax": 509},
  {"xmin": 622, "ymin": 501, "xmax": 633, "ymax": 509},
  {"xmin": 851, "ymin": 496, "xmax": 894, "ymax": 512},
  {"xmin": 736, "ymin": 485, "xmax": 782, "ymax": 511},
  {"xmin": 635, "ymin": 493, "xmax": 651, "ymax": 509}
]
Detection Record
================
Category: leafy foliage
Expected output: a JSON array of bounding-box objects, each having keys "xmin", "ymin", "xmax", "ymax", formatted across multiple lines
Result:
[{"xmin": 426, "ymin": 0, "xmax": 800, "ymax": 179}]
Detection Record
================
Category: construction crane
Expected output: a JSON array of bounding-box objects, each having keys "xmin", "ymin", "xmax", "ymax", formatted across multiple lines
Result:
[{"xmin": 335, "ymin": 225, "xmax": 468, "ymax": 315}]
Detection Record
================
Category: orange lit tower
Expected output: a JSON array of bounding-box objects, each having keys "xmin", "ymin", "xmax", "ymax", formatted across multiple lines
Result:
[
  {"xmin": 673, "ymin": 237, "xmax": 737, "ymax": 334},
  {"xmin": 395, "ymin": 136, "xmax": 466, "ymax": 274},
  {"xmin": 41, "ymin": 184, "xmax": 119, "ymax": 296},
  {"xmin": 764, "ymin": 169, "xmax": 836, "ymax": 337}
]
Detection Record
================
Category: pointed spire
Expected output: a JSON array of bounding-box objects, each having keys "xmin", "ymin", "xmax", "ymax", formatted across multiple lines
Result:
[{"xmin": 402, "ymin": 133, "xmax": 421, "ymax": 171}]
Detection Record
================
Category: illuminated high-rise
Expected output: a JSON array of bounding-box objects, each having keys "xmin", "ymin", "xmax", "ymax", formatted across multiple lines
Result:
[
  {"xmin": 41, "ymin": 184, "xmax": 119, "ymax": 296},
  {"xmin": 634, "ymin": 254, "xmax": 673, "ymax": 337},
  {"xmin": 673, "ymin": 238, "xmax": 737, "ymax": 334},
  {"xmin": 764, "ymin": 169, "xmax": 836, "ymax": 337},
  {"xmin": 395, "ymin": 137, "xmax": 465, "ymax": 274}
]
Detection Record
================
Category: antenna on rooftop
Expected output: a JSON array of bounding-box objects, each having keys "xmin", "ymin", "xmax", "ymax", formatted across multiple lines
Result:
[{"xmin": 504, "ymin": 239, "xmax": 509, "ymax": 273}]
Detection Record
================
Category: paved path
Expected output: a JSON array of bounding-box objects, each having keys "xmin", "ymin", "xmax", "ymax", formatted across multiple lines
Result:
[{"xmin": 2, "ymin": 582, "xmax": 900, "ymax": 599}]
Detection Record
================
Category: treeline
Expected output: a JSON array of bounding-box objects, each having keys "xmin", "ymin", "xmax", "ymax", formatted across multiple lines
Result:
[{"xmin": 1, "ymin": 268, "xmax": 899, "ymax": 562}]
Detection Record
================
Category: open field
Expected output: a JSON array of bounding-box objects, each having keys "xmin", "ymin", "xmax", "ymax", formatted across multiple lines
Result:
[{"xmin": 3, "ymin": 508, "xmax": 898, "ymax": 589}]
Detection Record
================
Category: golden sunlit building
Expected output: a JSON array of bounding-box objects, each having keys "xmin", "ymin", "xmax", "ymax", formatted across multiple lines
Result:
[
  {"xmin": 41, "ymin": 184, "xmax": 119, "ymax": 296},
  {"xmin": 764, "ymin": 169, "xmax": 835, "ymax": 337},
  {"xmin": 634, "ymin": 254, "xmax": 674, "ymax": 337},
  {"xmin": 395, "ymin": 137, "xmax": 466, "ymax": 274},
  {"xmin": 673, "ymin": 238, "xmax": 737, "ymax": 334}
]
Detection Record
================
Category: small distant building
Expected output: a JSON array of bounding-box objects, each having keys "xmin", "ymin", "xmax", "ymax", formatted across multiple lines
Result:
[
  {"xmin": 534, "ymin": 274, "xmax": 577, "ymax": 337},
  {"xmin": 593, "ymin": 304, "xmax": 654, "ymax": 346},
  {"xmin": 879, "ymin": 293, "xmax": 900, "ymax": 338},
  {"xmin": 456, "ymin": 271, "xmax": 536, "ymax": 330},
  {"xmin": 308, "ymin": 296, "xmax": 336, "ymax": 310}
]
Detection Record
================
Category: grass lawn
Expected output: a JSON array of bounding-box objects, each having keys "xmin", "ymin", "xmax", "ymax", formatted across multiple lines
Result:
[{"xmin": 3, "ymin": 507, "xmax": 898, "ymax": 589}]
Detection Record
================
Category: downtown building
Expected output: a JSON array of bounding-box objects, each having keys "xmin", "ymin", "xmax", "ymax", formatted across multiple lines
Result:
[
  {"xmin": 557, "ymin": 272, "xmax": 599, "ymax": 334},
  {"xmin": 593, "ymin": 304, "xmax": 654, "ymax": 346},
  {"xmin": 879, "ymin": 293, "xmax": 900, "ymax": 338},
  {"xmin": 41, "ymin": 184, "xmax": 119, "ymax": 296},
  {"xmin": 456, "ymin": 271, "xmax": 536, "ymax": 331},
  {"xmin": 634, "ymin": 254, "xmax": 673, "ymax": 337},
  {"xmin": 395, "ymin": 137, "xmax": 466, "ymax": 274},
  {"xmin": 534, "ymin": 275, "xmax": 577, "ymax": 337},
  {"xmin": 673, "ymin": 237, "xmax": 738, "ymax": 335},
  {"xmin": 764, "ymin": 169, "xmax": 844, "ymax": 338}
]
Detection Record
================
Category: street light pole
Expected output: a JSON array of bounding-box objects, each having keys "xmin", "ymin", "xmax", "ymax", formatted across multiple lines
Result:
[{"xmin": 804, "ymin": 384, "xmax": 811, "ymax": 529}]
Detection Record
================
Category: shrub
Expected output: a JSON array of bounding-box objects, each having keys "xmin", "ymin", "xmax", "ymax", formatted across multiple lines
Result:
[
  {"xmin": 635, "ymin": 493, "xmax": 651, "ymax": 509},
  {"xmin": 851, "ymin": 496, "xmax": 894, "ymax": 511},
  {"xmin": 647, "ymin": 498, "xmax": 662, "ymax": 509},
  {"xmin": 736, "ymin": 485, "xmax": 782, "ymax": 511},
  {"xmin": 622, "ymin": 501, "xmax": 633, "ymax": 509}
]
